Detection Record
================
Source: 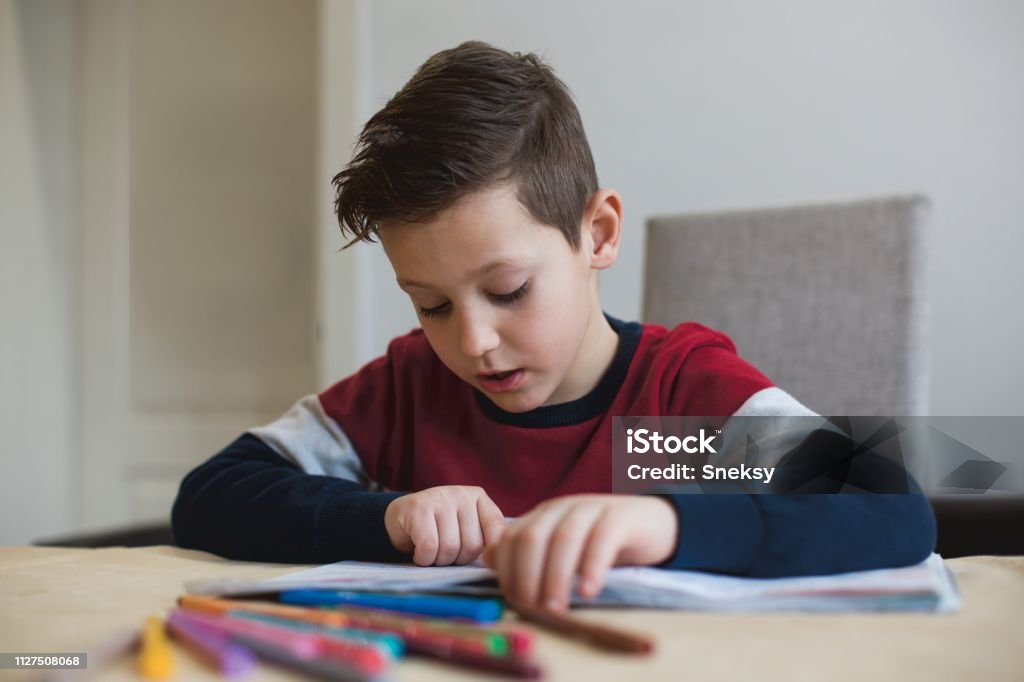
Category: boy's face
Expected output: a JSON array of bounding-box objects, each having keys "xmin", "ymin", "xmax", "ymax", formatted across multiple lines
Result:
[{"xmin": 380, "ymin": 183, "xmax": 618, "ymax": 413}]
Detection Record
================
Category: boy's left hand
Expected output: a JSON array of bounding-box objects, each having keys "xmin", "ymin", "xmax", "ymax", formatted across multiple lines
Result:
[{"xmin": 481, "ymin": 495, "xmax": 678, "ymax": 613}]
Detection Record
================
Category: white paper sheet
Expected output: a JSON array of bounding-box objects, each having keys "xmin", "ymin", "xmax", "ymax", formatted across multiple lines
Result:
[{"xmin": 185, "ymin": 553, "xmax": 960, "ymax": 613}]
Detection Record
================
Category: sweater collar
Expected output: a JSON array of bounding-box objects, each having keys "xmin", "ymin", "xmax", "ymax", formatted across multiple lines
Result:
[{"xmin": 473, "ymin": 314, "xmax": 643, "ymax": 428}]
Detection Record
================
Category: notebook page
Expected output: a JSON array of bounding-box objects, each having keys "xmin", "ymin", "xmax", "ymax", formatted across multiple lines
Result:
[{"xmin": 186, "ymin": 554, "xmax": 959, "ymax": 614}]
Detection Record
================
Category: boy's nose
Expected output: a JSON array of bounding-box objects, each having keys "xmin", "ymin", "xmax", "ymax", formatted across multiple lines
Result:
[{"xmin": 458, "ymin": 311, "xmax": 500, "ymax": 358}]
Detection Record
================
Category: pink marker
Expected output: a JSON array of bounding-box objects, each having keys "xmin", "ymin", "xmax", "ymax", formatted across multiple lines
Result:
[
  {"xmin": 177, "ymin": 609, "xmax": 388, "ymax": 676},
  {"xmin": 166, "ymin": 611, "xmax": 257, "ymax": 678},
  {"xmin": 172, "ymin": 609, "xmax": 321, "ymax": 659}
]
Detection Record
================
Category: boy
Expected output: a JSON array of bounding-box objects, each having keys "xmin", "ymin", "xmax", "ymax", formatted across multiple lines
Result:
[{"xmin": 172, "ymin": 41, "xmax": 935, "ymax": 614}]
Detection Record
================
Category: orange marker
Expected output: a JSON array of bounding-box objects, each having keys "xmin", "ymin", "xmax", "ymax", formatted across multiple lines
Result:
[{"xmin": 179, "ymin": 595, "xmax": 348, "ymax": 627}]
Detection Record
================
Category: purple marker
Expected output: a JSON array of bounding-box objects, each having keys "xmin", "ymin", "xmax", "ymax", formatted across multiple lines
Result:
[
  {"xmin": 167, "ymin": 610, "xmax": 257, "ymax": 677},
  {"xmin": 172, "ymin": 609, "xmax": 321, "ymax": 659}
]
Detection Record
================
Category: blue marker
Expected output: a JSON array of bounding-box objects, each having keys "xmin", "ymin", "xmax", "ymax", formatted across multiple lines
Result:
[{"xmin": 279, "ymin": 591, "xmax": 504, "ymax": 623}]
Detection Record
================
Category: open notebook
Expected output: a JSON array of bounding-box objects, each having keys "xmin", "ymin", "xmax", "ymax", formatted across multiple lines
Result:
[{"xmin": 186, "ymin": 553, "xmax": 960, "ymax": 613}]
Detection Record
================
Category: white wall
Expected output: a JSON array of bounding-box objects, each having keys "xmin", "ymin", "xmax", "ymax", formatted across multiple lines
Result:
[
  {"xmin": 0, "ymin": 0, "xmax": 75, "ymax": 544},
  {"xmin": 356, "ymin": 0, "xmax": 1024, "ymax": 416},
  {"xmin": 1, "ymin": 0, "xmax": 323, "ymax": 543},
  {"xmin": 317, "ymin": 0, "xmax": 374, "ymax": 388}
]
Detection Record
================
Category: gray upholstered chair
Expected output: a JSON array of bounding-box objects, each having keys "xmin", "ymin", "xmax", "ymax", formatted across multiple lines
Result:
[
  {"xmin": 642, "ymin": 195, "xmax": 930, "ymax": 416},
  {"xmin": 643, "ymin": 197, "xmax": 1024, "ymax": 558}
]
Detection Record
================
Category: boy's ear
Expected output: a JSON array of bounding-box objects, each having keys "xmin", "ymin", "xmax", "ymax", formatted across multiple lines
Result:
[{"xmin": 582, "ymin": 189, "xmax": 623, "ymax": 270}]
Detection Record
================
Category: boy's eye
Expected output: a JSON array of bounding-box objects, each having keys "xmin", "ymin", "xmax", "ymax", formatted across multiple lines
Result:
[
  {"xmin": 418, "ymin": 301, "xmax": 451, "ymax": 318},
  {"xmin": 489, "ymin": 281, "xmax": 530, "ymax": 305},
  {"xmin": 417, "ymin": 281, "xmax": 530, "ymax": 319}
]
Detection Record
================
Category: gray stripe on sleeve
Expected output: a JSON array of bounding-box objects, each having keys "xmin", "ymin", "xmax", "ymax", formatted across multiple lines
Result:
[
  {"xmin": 248, "ymin": 394, "xmax": 377, "ymax": 488},
  {"xmin": 714, "ymin": 387, "xmax": 832, "ymax": 469},
  {"xmin": 732, "ymin": 386, "xmax": 819, "ymax": 419}
]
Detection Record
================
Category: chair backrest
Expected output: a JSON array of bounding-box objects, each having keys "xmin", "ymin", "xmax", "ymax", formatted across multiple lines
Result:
[{"xmin": 643, "ymin": 195, "xmax": 930, "ymax": 416}]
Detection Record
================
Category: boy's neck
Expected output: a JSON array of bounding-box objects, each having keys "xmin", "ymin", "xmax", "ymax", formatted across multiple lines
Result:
[{"xmin": 547, "ymin": 308, "xmax": 620, "ymax": 406}]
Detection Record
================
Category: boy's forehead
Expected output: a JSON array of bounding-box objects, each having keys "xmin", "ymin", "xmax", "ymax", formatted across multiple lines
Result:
[
  {"xmin": 382, "ymin": 184, "xmax": 562, "ymax": 288},
  {"xmin": 396, "ymin": 255, "xmax": 534, "ymax": 289}
]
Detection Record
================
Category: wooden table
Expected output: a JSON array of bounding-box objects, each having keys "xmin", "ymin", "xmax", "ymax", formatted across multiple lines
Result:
[{"xmin": 1, "ymin": 547, "xmax": 1022, "ymax": 681}]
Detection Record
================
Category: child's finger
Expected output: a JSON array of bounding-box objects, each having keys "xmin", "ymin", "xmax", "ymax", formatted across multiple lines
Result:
[
  {"xmin": 576, "ymin": 511, "xmax": 622, "ymax": 598},
  {"xmin": 509, "ymin": 508, "xmax": 565, "ymax": 609},
  {"xmin": 433, "ymin": 506, "xmax": 462, "ymax": 566},
  {"xmin": 454, "ymin": 504, "xmax": 485, "ymax": 565},
  {"xmin": 481, "ymin": 542, "xmax": 497, "ymax": 568},
  {"xmin": 493, "ymin": 525, "xmax": 516, "ymax": 601},
  {"xmin": 409, "ymin": 513, "xmax": 440, "ymax": 566},
  {"xmin": 540, "ymin": 506, "xmax": 601, "ymax": 612},
  {"xmin": 476, "ymin": 494, "xmax": 506, "ymax": 548}
]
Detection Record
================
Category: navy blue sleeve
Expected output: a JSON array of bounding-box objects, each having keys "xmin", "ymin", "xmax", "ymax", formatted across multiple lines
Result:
[
  {"xmin": 657, "ymin": 493, "xmax": 935, "ymax": 577},
  {"xmin": 171, "ymin": 434, "xmax": 410, "ymax": 564},
  {"xmin": 654, "ymin": 428, "xmax": 937, "ymax": 577}
]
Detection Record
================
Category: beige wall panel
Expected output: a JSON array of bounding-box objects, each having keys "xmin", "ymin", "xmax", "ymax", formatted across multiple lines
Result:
[{"xmin": 129, "ymin": 0, "xmax": 317, "ymax": 413}]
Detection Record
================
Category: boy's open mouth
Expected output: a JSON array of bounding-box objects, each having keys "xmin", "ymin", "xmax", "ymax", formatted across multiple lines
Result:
[{"xmin": 476, "ymin": 368, "xmax": 525, "ymax": 392}]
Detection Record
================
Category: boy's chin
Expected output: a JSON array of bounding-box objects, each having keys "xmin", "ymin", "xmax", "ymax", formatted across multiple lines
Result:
[{"xmin": 482, "ymin": 388, "xmax": 546, "ymax": 414}]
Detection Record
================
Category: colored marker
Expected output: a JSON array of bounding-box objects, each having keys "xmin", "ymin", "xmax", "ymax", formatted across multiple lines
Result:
[
  {"xmin": 517, "ymin": 607, "xmax": 654, "ymax": 654},
  {"xmin": 405, "ymin": 617, "xmax": 534, "ymax": 656},
  {"xmin": 166, "ymin": 610, "xmax": 257, "ymax": 677},
  {"xmin": 329, "ymin": 606, "xmax": 501, "ymax": 652},
  {"xmin": 180, "ymin": 596, "xmax": 542, "ymax": 677},
  {"xmin": 138, "ymin": 616, "xmax": 174, "ymax": 679},
  {"xmin": 179, "ymin": 594, "xmax": 348, "ymax": 627},
  {"xmin": 185, "ymin": 595, "xmax": 495, "ymax": 657},
  {"xmin": 230, "ymin": 634, "xmax": 375, "ymax": 682},
  {"xmin": 173, "ymin": 609, "xmax": 388, "ymax": 676},
  {"xmin": 507, "ymin": 629, "xmax": 535, "ymax": 656},
  {"xmin": 403, "ymin": 634, "xmax": 543, "ymax": 679},
  {"xmin": 207, "ymin": 613, "xmax": 392, "ymax": 673},
  {"xmin": 327, "ymin": 614, "xmax": 539, "ymax": 676},
  {"xmin": 182, "ymin": 594, "xmax": 520, "ymax": 666},
  {"xmin": 181, "ymin": 595, "xmax": 404, "ymax": 657},
  {"xmin": 330, "ymin": 606, "xmax": 507, "ymax": 656},
  {"xmin": 231, "ymin": 611, "xmax": 405, "ymax": 658},
  {"xmin": 281, "ymin": 590, "xmax": 504, "ymax": 623},
  {"xmin": 172, "ymin": 609, "xmax": 321, "ymax": 659}
]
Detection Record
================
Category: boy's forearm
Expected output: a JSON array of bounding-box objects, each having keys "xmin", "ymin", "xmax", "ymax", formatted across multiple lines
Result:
[
  {"xmin": 657, "ymin": 492, "xmax": 936, "ymax": 577},
  {"xmin": 171, "ymin": 434, "xmax": 408, "ymax": 563}
]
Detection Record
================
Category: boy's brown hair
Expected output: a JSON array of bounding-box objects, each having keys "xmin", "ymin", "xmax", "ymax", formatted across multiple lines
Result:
[{"xmin": 332, "ymin": 41, "xmax": 598, "ymax": 251}]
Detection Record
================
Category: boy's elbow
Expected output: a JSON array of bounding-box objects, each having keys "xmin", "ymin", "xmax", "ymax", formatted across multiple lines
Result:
[
  {"xmin": 169, "ymin": 500, "xmax": 191, "ymax": 549},
  {"xmin": 170, "ymin": 433, "xmax": 287, "ymax": 556},
  {"xmin": 754, "ymin": 493, "xmax": 937, "ymax": 577},
  {"xmin": 170, "ymin": 451, "xmax": 245, "ymax": 554},
  {"xmin": 836, "ymin": 493, "xmax": 937, "ymax": 572},
  {"xmin": 170, "ymin": 468, "xmax": 208, "ymax": 551}
]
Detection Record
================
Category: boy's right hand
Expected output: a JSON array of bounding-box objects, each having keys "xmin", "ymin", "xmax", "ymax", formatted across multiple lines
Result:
[{"xmin": 384, "ymin": 486, "xmax": 506, "ymax": 566}]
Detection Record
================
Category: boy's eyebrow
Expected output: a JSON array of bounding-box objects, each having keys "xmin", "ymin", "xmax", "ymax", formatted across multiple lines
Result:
[{"xmin": 397, "ymin": 257, "xmax": 532, "ymax": 289}]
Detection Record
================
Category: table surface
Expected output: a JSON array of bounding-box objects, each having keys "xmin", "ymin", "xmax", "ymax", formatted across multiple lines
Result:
[{"xmin": 1, "ymin": 547, "xmax": 1022, "ymax": 682}]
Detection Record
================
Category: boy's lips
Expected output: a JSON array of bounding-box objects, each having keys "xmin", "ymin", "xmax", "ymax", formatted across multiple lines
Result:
[{"xmin": 476, "ymin": 368, "xmax": 525, "ymax": 393}]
